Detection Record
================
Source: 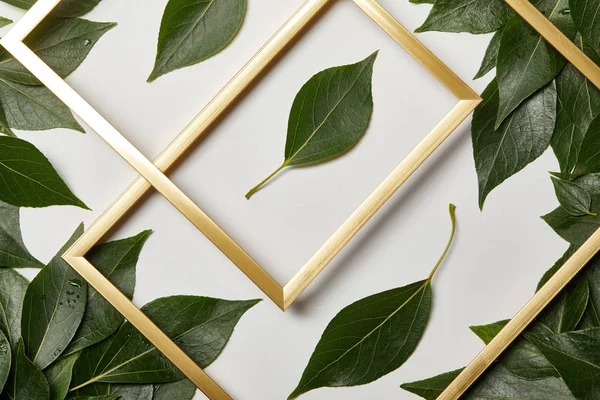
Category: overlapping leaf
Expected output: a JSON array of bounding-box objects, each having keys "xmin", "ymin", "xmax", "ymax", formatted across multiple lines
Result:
[
  {"xmin": 0, "ymin": 18, "xmax": 116, "ymax": 86},
  {"xmin": 415, "ymin": 0, "xmax": 513, "ymax": 34},
  {"xmin": 474, "ymin": 27, "xmax": 503, "ymax": 80},
  {"xmin": 0, "ymin": 137, "xmax": 87, "ymax": 208},
  {"xmin": 65, "ymin": 230, "xmax": 151, "ymax": 355},
  {"xmin": 543, "ymin": 174, "xmax": 600, "ymax": 245},
  {"xmin": 44, "ymin": 353, "xmax": 78, "ymax": 400},
  {"xmin": 1, "ymin": 340, "xmax": 50, "ymax": 400},
  {"xmin": 153, "ymin": 380, "xmax": 196, "ymax": 400},
  {"xmin": 552, "ymin": 177, "xmax": 596, "ymax": 216},
  {"xmin": 551, "ymin": 60, "xmax": 600, "ymax": 178},
  {"xmin": 495, "ymin": 0, "xmax": 574, "ymax": 127},
  {"xmin": 0, "ymin": 330, "xmax": 10, "ymax": 393},
  {"xmin": 472, "ymin": 79, "xmax": 556, "ymax": 208},
  {"xmin": 0, "ymin": 0, "xmax": 101, "ymax": 17},
  {"xmin": 70, "ymin": 296, "xmax": 259, "ymax": 390},
  {"xmin": 0, "ymin": 201, "xmax": 44, "ymax": 268},
  {"xmin": 571, "ymin": 0, "xmax": 600, "ymax": 55},
  {"xmin": 402, "ymin": 364, "xmax": 575, "ymax": 400},
  {"xmin": 0, "ymin": 268, "xmax": 28, "ymax": 349},
  {"xmin": 148, "ymin": 0, "xmax": 247, "ymax": 81},
  {"xmin": 528, "ymin": 328, "xmax": 600, "ymax": 400},
  {"xmin": 21, "ymin": 224, "xmax": 88, "ymax": 370}
]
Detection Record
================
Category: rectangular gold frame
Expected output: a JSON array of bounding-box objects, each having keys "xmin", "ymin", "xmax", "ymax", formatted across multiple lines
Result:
[
  {"xmin": 438, "ymin": 1, "xmax": 600, "ymax": 398},
  {"xmin": 0, "ymin": 0, "xmax": 481, "ymax": 398}
]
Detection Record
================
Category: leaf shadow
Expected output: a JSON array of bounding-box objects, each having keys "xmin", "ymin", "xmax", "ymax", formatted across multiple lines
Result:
[{"xmin": 288, "ymin": 123, "xmax": 471, "ymax": 315}]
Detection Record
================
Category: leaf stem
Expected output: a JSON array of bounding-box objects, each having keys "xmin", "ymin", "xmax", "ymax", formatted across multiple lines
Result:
[
  {"xmin": 587, "ymin": 210, "xmax": 598, "ymax": 217},
  {"xmin": 245, "ymin": 162, "xmax": 288, "ymax": 199},
  {"xmin": 427, "ymin": 204, "xmax": 457, "ymax": 282}
]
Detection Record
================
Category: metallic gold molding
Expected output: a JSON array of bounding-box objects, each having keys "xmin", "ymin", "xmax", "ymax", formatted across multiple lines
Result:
[
  {"xmin": 1, "ymin": 0, "xmax": 480, "ymax": 398},
  {"xmin": 439, "ymin": 1, "xmax": 600, "ymax": 398}
]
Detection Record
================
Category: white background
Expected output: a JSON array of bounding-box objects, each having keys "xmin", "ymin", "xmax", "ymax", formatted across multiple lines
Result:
[{"xmin": 0, "ymin": 0, "xmax": 568, "ymax": 399}]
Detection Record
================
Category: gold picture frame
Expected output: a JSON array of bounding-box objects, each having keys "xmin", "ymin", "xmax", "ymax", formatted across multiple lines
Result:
[
  {"xmin": 0, "ymin": 0, "xmax": 481, "ymax": 398},
  {"xmin": 438, "ymin": 1, "xmax": 600, "ymax": 398}
]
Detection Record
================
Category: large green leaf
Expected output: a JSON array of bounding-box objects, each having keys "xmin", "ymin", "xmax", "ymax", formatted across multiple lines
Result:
[
  {"xmin": 246, "ymin": 52, "xmax": 376, "ymax": 199},
  {"xmin": 580, "ymin": 253, "xmax": 600, "ymax": 328},
  {"xmin": 552, "ymin": 177, "xmax": 596, "ymax": 217},
  {"xmin": 495, "ymin": 0, "xmax": 574, "ymax": 127},
  {"xmin": 528, "ymin": 328, "xmax": 600, "ymax": 400},
  {"xmin": 289, "ymin": 205, "xmax": 456, "ymax": 399},
  {"xmin": 472, "ymin": 79, "xmax": 556, "ymax": 208},
  {"xmin": 543, "ymin": 174, "xmax": 600, "ymax": 245},
  {"xmin": 45, "ymin": 353, "xmax": 78, "ymax": 400},
  {"xmin": 148, "ymin": 0, "xmax": 246, "ymax": 81},
  {"xmin": 65, "ymin": 230, "xmax": 151, "ymax": 355},
  {"xmin": 571, "ymin": 0, "xmax": 600, "ymax": 55},
  {"xmin": 21, "ymin": 224, "xmax": 88, "ymax": 370},
  {"xmin": 153, "ymin": 380, "xmax": 196, "ymax": 400},
  {"xmin": 0, "ymin": 137, "xmax": 87, "ymax": 208},
  {"xmin": 551, "ymin": 60, "xmax": 600, "ymax": 178},
  {"xmin": 0, "ymin": 18, "xmax": 116, "ymax": 86},
  {"xmin": 401, "ymin": 364, "xmax": 575, "ymax": 400},
  {"xmin": 0, "ymin": 79, "xmax": 84, "ymax": 133},
  {"xmin": 0, "ymin": 268, "xmax": 28, "ymax": 349},
  {"xmin": 1, "ymin": 340, "xmax": 50, "ymax": 400},
  {"xmin": 70, "ymin": 296, "xmax": 259, "ymax": 390},
  {"xmin": 0, "ymin": 330, "xmax": 10, "ymax": 393},
  {"xmin": 289, "ymin": 281, "xmax": 432, "ymax": 399},
  {"xmin": 415, "ymin": 0, "xmax": 513, "ymax": 34},
  {"xmin": 474, "ymin": 27, "xmax": 503, "ymax": 80},
  {"xmin": 0, "ymin": 201, "xmax": 44, "ymax": 268}
]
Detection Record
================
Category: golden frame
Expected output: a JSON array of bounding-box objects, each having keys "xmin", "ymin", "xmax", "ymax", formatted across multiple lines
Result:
[
  {"xmin": 438, "ymin": 1, "xmax": 600, "ymax": 398},
  {"xmin": 0, "ymin": 0, "xmax": 482, "ymax": 398}
]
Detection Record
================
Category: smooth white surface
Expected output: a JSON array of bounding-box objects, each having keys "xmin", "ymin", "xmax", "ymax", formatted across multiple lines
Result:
[{"xmin": 1, "ymin": 0, "xmax": 567, "ymax": 399}]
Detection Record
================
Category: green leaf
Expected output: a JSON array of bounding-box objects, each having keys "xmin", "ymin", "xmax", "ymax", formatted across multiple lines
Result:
[
  {"xmin": 470, "ymin": 319, "xmax": 508, "ymax": 344},
  {"xmin": 65, "ymin": 230, "xmax": 151, "ymax": 355},
  {"xmin": 289, "ymin": 205, "xmax": 457, "ymax": 399},
  {"xmin": 0, "ymin": 330, "xmax": 10, "ymax": 393},
  {"xmin": 0, "ymin": 201, "xmax": 44, "ymax": 268},
  {"xmin": 0, "ymin": 0, "xmax": 101, "ymax": 17},
  {"xmin": 68, "ymin": 396, "xmax": 118, "ymax": 400},
  {"xmin": 0, "ymin": 137, "xmax": 88, "ymax": 208},
  {"xmin": 580, "ymin": 252, "xmax": 600, "ymax": 329},
  {"xmin": 537, "ymin": 246, "xmax": 589, "ymax": 333},
  {"xmin": 401, "ymin": 364, "xmax": 575, "ymax": 400},
  {"xmin": 415, "ymin": 0, "xmax": 513, "ymax": 34},
  {"xmin": 473, "ymin": 79, "xmax": 556, "ymax": 208},
  {"xmin": 2, "ymin": 340, "xmax": 50, "ymax": 400},
  {"xmin": 246, "ymin": 52, "xmax": 377, "ymax": 199},
  {"xmin": 0, "ymin": 18, "xmax": 116, "ymax": 86},
  {"xmin": 154, "ymin": 380, "xmax": 197, "ymax": 400},
  {"xmin": 0, "ymin": 78, "xmax": 84, "ymax": 133},
  {"xmin": 70, "ymin": 383, "xmax": 153, "ymax": 400},
  {"xmin": 148, "ymin": 0, "xmax": 246, "ymax": 82},
  {"xmin": 401, "ymin": 369, "xmax": 463, "ymax": 400},
  {"xmin": 571, "ymin": 0, "xmax": 600, "ymax": 56},
  {"xmin": 527, "ymin": 328, "xmax": 600, "ymax": 400},
  {"xmin": 21, "ymin": 224, "xmax": 88, "ymax": 370},
  {"xmin": 470, "ymin": 319, "xmax": 558, "ymax": 380},
  {"xmin": 45, "ymin": 353, "xmax": 78, "ymax": 400},
  {"xmin": 474, "ymin": 27, "xmax": 503, "ymax": 80},
  {"xmin": 0, "ymin": 268, "xmax": 28, "ymax": 349},
  {"xmin": 570, "ymin": 114, "xmax": 600, "ymax": 177},
  {"xmin": 70, "ymin": 296, "xmax": 259, "ymax": 390},
  {"xmin": 551, "ymin": 59, "xmax": 600, "ymax": 178},
  {"xmin": 0, "ymin": 100, "xmax": 15, "ymax": 137},
  {"xmin": 552, "ymin": 177, "xmax": 596, "ymax": 216},
  {"xmin": 543, "ymin": 173, "xmax": 600, "ymax": 245},
  {"xmin": 0, "ymin": 17, "xmax": 12, "ymax": 28},
  {"xmin": 495, "ymin": 0, "xmax": 574, "ymax": 127}
]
